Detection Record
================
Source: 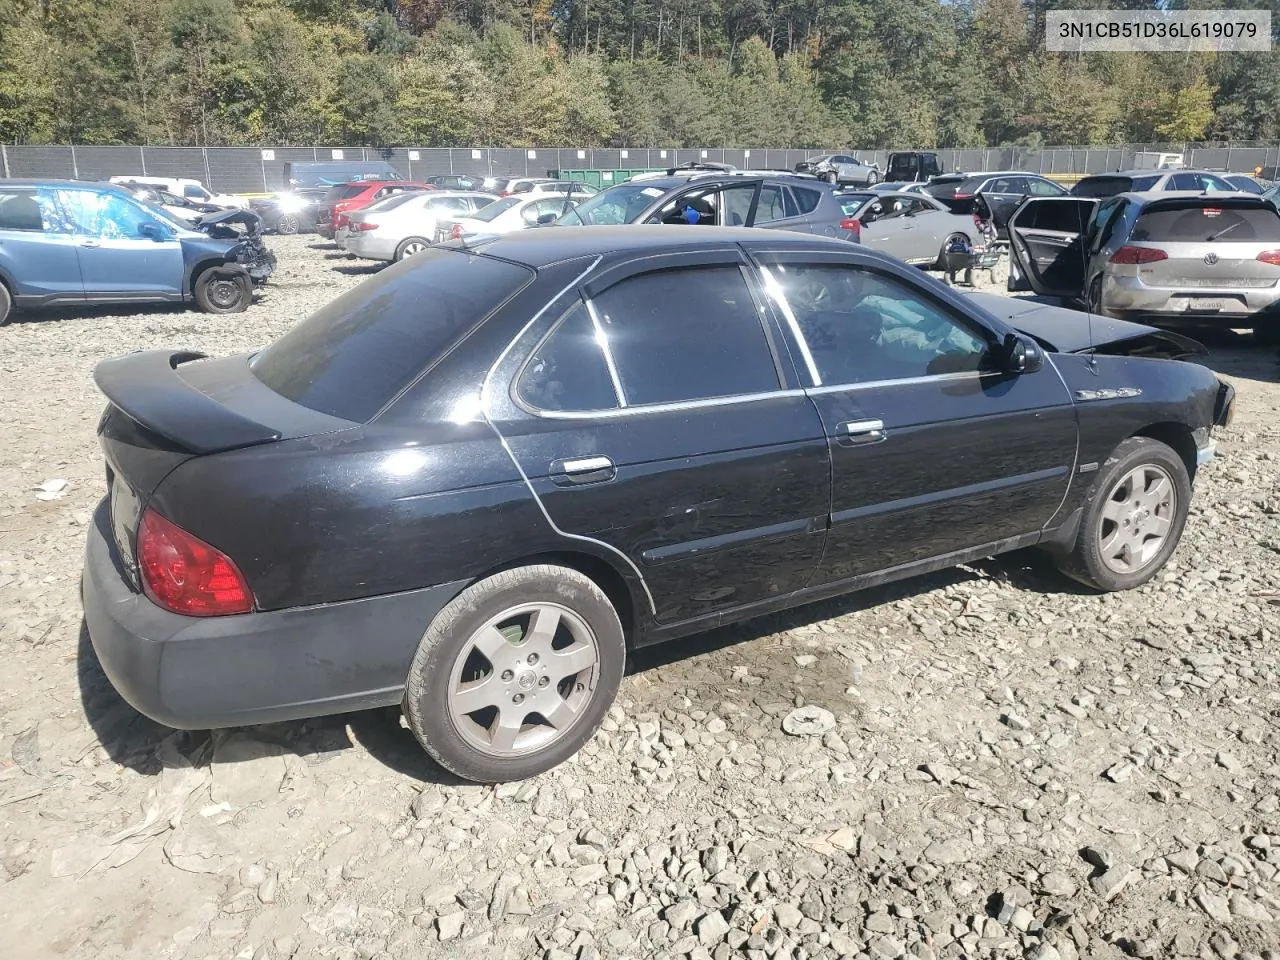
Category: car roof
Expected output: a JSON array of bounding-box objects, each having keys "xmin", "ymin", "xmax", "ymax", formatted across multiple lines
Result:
[
  {"xmin": 452, "ymin": 224, "xmax": 858, "ymax": 268},
  {"xmin": 961, "ymin": 171, "xmax": 1039, "ymax": 179},
  {"xmin": 1090, "ymin": 169, "xmax": 1224, "ymax": 178},
  {"xmin": 1110, "ymin": 190, "xmax": 1268, "ymax": 206}
]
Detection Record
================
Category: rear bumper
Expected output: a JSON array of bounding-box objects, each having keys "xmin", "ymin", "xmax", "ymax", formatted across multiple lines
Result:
[
  {"xmin": 83, "ymin": 500, "xmax": 467, "ymax": 730},
  {"xmin": 1103, "ymin": 275, "xmax": 1280, "ymax": 324},
  {"xmin": 345, "ymin": 233, "xmax": 397, "ymax": 261}
]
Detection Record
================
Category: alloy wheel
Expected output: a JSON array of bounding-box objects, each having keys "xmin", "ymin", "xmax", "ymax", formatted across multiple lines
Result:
[
  {"xmin": 446, "ymin": 602, "xmax": 600, "ymax": 758},
  {"xmin": 1097, "ymin": 463, "xmax": 1177, "ymax": 574}
]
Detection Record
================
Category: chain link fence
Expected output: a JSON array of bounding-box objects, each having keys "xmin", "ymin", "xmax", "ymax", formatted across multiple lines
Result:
[{"xmin": 3, "ymin": 142, "xmax": 1279, "ymax": 193}]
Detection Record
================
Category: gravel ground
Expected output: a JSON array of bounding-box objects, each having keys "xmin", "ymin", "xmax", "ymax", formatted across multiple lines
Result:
[{"xmin": 2, "ymin": 237, "xmax": 1279, "ymax": 960}]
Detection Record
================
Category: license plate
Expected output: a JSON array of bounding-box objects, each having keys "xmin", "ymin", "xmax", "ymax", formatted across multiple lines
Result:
[{"xmin": 1188, "ymin": 299, "xmax": 1225, "ymax": 311}]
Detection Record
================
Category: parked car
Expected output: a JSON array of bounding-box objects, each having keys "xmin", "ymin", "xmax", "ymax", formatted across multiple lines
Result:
[
  {"xmin": 1007, "ymin": 192, "xmax": 1280, "ymax": 344},
  {"xmin": 0, "ymin": 180, "xmax": 274, "ymax": 325},
  {"xmin": 936, "ymin": 172, "xmax": 1068, "ymax": 242},
  {"xmin": 424, "ymin": 175, "xmax": 486, "ymax": 191},
  {"xmin": 794, "ymin": 154, "xmax": 881, "ymax": 186},
  {"xmin": 885, "ymin": 151, "xmax": 943, "ymax": 182},
  {"xmin": 81, "ymin": 225, "xmax": 1234, "ymax": 783},
  {"xmin": 249, "ymin": 188, "xmax": 328, "ymax": 236},
  {"xmin": 555, "ymin": 174, "xmax": 861, "ymax": 242},
  {"xmin": 344, "ymin": 191, "xmax": 498, "ymax": 262},
  {"xmin": 315, "ymin": 180, "xmax": 433, "ymax": 240},
  {"xmin": 490, "ymin": 178, "xmax": 597, "ymax": 199},
  {"xmin": 629, "ymin": 162, "xmax": 738, "ymax": 183},
  {"xmin": 868, "ymin": 182, "xmax": 932, "ymax": 196},
  {"xmin": 283, "ymin": 160, "xmax": 402, "ymax": 189},
  {"xmin": 113, "ymin": 183, "xmax": 219, "ymax": 225},
  {"xmin": 108, "ymin": 176, "xmax": 246, "ymax": 209},
  {"xmin": 1264, "ymin": 182, "xmax": 1280, "ymax": 209},
  {"xmin": 438, "ymin": 194, "xmax": 581, "ymax": 242},
  {"xmin": 837, "ymin": 191, "xmax": 987, "ymax": 267},
  {"xmin": 1070, "ymin": 169, "xmax": 1242, "ymax": 198}
]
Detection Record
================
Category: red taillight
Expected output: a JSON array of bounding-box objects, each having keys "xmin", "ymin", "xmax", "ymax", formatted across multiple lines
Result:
[
  {"xmin": 1110, "ymin": 246, "xmax": 1168, "ymax": 265},
  {"xmin": 953, "ymin": 192, "xmax": 972, "ymax": 200},
  {"xmin": 137, "ymin": 508, "xmax": 252, "ymax": 617},
  {"xmin": 840, "ymin": 216, "xmax": 861, "ymax": 238},
  {"xmin": 352, "ymin": 221, "xmax": 377, "ymax": 232},
  {"xmin": 1257, "ymin": 250, "xmax": 1280, "ymax": 266},
  {"xmin": 450, "ymin": 223, "xmax": 463, "ymax": 240},
  {"xmin": 335, "ymin": 214, "xmax": 349, "ymax": 229},
  {"xmin": 500, "ymin": 191, "xmax": 512, "ymax": 197}
]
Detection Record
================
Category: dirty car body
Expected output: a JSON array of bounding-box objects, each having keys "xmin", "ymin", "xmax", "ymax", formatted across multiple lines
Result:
[
  {"xmin": 0, "ymin": 179, "xmax": 273, "ymax": 323},
  {"xmin": 82, "ymin": 227, "xmax": 1232, "ymax": 784}
]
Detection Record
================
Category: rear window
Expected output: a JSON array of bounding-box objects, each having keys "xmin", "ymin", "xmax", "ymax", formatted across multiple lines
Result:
[
  {"xmin": 472, "ymin": 196, "xmax": 521, "ymax": 222},
  {"xmin": 1072, "ymin": 177, "xmax": 1131, "ymax": 198},
  {"xmin": 837, "ymin": 192, "xmax": 874, "ymax": 216},
  {"xmin": 251, "ymin": 249, "xmax": 533, "ymax": 421},
  {"xmin": 956, "ymin": 177, "xmax": 989, "ymax": 195},
  {"xmin": 1131, "ymin": 204, "xmax": 1280, "ymax": 243}
]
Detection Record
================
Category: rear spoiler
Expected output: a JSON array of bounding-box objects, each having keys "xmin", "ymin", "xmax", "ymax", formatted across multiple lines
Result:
[{"xmin": 93, "ymin": 350, "xmax": 282, "ymax": 454}]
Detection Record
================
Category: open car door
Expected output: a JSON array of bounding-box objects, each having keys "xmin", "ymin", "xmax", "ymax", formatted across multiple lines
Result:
[{"xmin": 1007, "ymin": 197, "xmax": 1097, "ymax": 298}]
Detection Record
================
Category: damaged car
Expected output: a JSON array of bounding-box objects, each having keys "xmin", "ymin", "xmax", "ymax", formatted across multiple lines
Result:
[
  {"xmin": 0, "ymin": 180, "xmax": 275, "ymax": 325},
  {"xmin": 82, "ymin": 227, "xmax": 1231, "ymax": 783}
]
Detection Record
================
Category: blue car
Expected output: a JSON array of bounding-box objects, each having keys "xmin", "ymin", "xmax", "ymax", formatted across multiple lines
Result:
[{"xmin": 0, "ymin": 180, "xmax": 276, "ymax": 326}]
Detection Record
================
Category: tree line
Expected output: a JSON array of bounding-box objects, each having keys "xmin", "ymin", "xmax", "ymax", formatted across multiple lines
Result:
[{"xmin": 0, "ymin": 0, "xmax": 1276, "ymax": 148}]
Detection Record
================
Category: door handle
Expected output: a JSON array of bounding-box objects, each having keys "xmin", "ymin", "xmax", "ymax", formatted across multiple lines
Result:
[
  {"xmin": 550, "ymin": 455, "xmax": 616, "ymax": 486},
  {"xmin": 838, "ymin": 419, "xmax": 887, "ymax": 444}
]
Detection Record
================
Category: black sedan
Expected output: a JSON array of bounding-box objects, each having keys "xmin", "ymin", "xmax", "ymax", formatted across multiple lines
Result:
[{"xmin": 83, "ymin": 227, "xmax": 1233, "ymax": 783}]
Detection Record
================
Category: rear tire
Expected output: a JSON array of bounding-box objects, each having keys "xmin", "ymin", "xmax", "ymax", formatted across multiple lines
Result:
[
  {"xmin": 395, "ymin": 237, "xmax": 430, "ymax": 261},
  {"xmin": 866, "ymin": 171, "xmax": 880, "ymax": 185},
  {"xmin": 193, "ymin": 268, "xmax": 252, "ymax": 314},
  {"xmin": 275, "ymin": 214, "xmax": 299, "ymax": 236},
  {"xmin": 823, "ymin": 171, "xmax": 837, "ymax": 185},
  {"xmin": 0, "ymin": 282, "xmax": 11, "ymax": 326},
  {"xmin": 403, "ymin": 565, "xmax": 626, "ymax": 783},
  {"xmin": 1254, "ymin": 316, "xmax": 1280, "ymax": 347},
  {"xmin": 1056, "ymin": 437, "xmax": 1191, "ymax": 592}
]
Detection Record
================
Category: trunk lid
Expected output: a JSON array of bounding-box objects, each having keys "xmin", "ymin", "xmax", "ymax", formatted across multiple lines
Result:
[
  {"xmin": 95, "ymin": 349, "xmax": 353, "ymax": 583},
  {"xmin": 1121, "ymin": 199, "xmax": 1280, "ymax": 291}
]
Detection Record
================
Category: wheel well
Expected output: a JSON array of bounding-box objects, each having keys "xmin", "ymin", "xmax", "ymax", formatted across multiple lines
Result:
[
  {"xmin": 478, "ymin": 551, "xmax": 640, "ymax": 646},
  {"xmin": 1132, "ymin": 422, "xmax": 1197, "ymax": 480},
  {"xmin": 188, "ymin": 259, "xmax": 237, "ymax": 295}
]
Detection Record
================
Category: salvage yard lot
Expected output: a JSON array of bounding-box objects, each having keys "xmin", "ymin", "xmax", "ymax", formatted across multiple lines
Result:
[{"xmin": 1, "ymin": 237, "xmax": 1279, "ymax": 960}]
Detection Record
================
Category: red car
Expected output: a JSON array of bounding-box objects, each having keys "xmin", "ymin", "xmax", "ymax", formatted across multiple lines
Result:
[{"xmin": 315, "ymin": 181, "xmax": 434, "ymax": 239}]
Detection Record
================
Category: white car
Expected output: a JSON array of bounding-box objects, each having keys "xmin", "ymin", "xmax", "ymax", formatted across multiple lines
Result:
[
  {"xmin": 344, "ymin": 191, "xmax": 499, "ymax": 261},
  {"xmin": 491, "ymin": 177, "xmax": 598, "ymax": 199},
  {"xmin": 435, "ymin": 194, "xmax": 582, "ymax": 243},
  {"xmin": 108, "ymin": 176, "xmax": 247, "ymax": 209}
]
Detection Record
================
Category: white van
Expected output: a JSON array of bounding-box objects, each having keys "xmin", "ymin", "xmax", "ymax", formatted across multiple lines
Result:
[{"xmin": 108, "ymin": 176, "xmax": 247, "ymax": 208}]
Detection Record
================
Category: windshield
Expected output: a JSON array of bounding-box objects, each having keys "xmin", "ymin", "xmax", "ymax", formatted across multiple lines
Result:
[
  {"xmin": 836, "ymin": 192, "xmax": 875, "ymax": 216},
  {"xmin": 557, "ymin": 184, "xmax": 665, "ymax": 225},
  {"xmin": 471, "ymin": 196, "xmax": 522, "ymax": 222},
  {"xmin": 251, "ymin": 248, "xmax": 534, "ymax": 422}
]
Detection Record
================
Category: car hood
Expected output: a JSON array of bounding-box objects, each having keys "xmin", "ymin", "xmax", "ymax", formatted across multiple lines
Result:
[
  {"xmin": 196, "ymin": 207, "xmax": 263, "ymax": 237},
  {"xmin": 965, "ymin": 292, "xmax": 1208, "ymax": 359}
]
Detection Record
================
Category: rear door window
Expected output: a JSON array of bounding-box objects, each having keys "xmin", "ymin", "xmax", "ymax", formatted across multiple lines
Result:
[
  {"xmin": 589, "ymin": 265, "xmax": 780, "ymax": 406},
  {"xmin": 251, "ymin": 248, "xmax": 533, "ymax": 421},
  {"xmin": 0, "ymin": 190, "xmax": 46, "ymax": 231},
  {"xmin": 754, "ymin": 184, "xmax": 790, "ymax": 223},
  {"xmin": 1028, "ymin": 178, "xmax": 1064, "ymax": 196}
]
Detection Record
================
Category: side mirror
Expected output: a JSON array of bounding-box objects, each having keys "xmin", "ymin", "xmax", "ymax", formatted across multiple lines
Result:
[
  {"xmin": 138, "ymin": 221, "xmax": 171, "ymax": 242},
  {"xmin": 1002, "ymin": 333, "xmax": 1044, "ymax": 374}
]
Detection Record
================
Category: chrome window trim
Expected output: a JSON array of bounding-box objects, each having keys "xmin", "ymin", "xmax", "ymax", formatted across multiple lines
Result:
[
  {"xmin": 521, "ymin": 388, "xmax": 810, "ymax": 420},
  {"xmin": 805, "ymin": 370, "xmax": 990, "ymax": 394},
  {"xmin": 586, "ymin": 299, "xmax": 628, "ymax": 407}
]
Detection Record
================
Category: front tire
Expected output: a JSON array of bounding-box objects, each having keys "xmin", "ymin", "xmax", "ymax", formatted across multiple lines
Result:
[
  {"xmin": 866, "ymin": 171, "xmax": 880, "ymax": 185},
  {"xmin": 193, "ymin": 269, "xmax": 252, "ymax": 314},
  {"xmin": 1057, "ymin": 437, "xmax": 1191, "ymax": 592},
  {"xmin": 275, "ymin": 214, "xmax": 299, "ymax": 236},
  {"xmin": 395, "ymin": 237, "xmax": 430, "ymax": 261},
  {"xmin": 0, "ymin": 282, "xmax": 11, "ymax": 326},
  {"xmin": 403, "ymin": 565, "xmax": 626, "ymax": 783}
]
